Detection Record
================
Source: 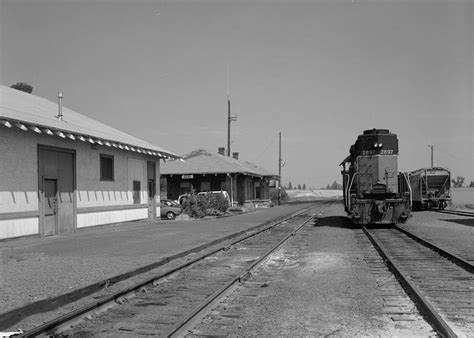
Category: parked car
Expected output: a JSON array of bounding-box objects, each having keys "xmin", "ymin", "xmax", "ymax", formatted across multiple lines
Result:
[{"xmin": 160, "ymin": 199, "xmax": 182, "ymax": 220}]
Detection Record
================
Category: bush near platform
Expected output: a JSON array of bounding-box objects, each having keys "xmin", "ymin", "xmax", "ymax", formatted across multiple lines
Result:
[
  {"xmin": 270, "ymin": 187, "xmax": 289, "ymax": 204},
  {"xmin": 182, "ymin": 192, "xmax": 230, "ymax": 218}
]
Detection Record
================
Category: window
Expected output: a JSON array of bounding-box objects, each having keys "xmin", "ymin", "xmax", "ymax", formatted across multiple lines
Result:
[
  {"xmin": 255, "ymin": 182, "xmax": 261, "ymax": 199},
  {"xmin": 180, "ymin": 182, "xmax": 191, "ymax": 194},
  {"xmin": 100, "ymin": 154, "xmax": 114, "ymax": 181},
  {"xmin": 133, "ymin": 180, "xmax": 141, "ymax": 204},
  {"xmin": 200, "ymin": 181, "xmax": 210, "ymax": 192}
]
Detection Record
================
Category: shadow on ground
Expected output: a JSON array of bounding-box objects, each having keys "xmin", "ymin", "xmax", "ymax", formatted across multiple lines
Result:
[
  {"xmin": 313, "ymin": 216, "xmax": 360, "ymax": 229},
  {"xmin": 313, "ymin": 216, "xmax": 399, "ymax": 230},
  {"xmin": 442, "ymin": 218, "xmax": 474, "ymax": 227}
]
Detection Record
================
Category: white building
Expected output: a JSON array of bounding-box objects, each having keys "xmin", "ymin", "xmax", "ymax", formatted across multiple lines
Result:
[{"xmin": 0, "ymin": 84, "xmax": 180, "ymax": 240}]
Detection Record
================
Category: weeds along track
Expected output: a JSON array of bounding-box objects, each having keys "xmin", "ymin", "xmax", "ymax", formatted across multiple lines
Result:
[
  {"xmin": 21, "ymin": 201, "xmax": 332, "ymax": 336},
  {"xmin": 364, "ymin": 225, "xmax": 474, "ymax": 337}
]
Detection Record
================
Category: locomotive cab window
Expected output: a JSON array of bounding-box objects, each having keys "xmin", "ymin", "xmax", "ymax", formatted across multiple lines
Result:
[{"xmin": 100, "ymin": 154, "xmax": 114, "ymax": 181}]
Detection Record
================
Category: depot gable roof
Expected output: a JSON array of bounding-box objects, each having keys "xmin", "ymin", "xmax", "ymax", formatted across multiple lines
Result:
[
  {"xmin": 161, "ymin": 149, "xmax": 278, "ymax": 179},
  {"xmin": 0, "ymin": 85, "xmax": 180, "ymax": 159}
]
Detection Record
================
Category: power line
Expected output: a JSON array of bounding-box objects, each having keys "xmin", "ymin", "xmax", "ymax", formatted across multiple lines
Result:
[{"xmin": 251, "ymin": 132, "xmax": 278, "ymax": 162}]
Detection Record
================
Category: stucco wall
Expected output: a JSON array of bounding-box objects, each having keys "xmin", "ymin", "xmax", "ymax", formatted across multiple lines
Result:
[
  {"xmin": 0, "ymin": 126, "xmax": 161, "ymax": 239},
  {"xmin": 0, "ymin": 218, "xmax": 38, "ymax": 239},
  {"xmin": 76, "ymin": 145, "xmax": 158, "ymax": 208},
  {"xmin": 77, "ymin": 208, "xmax": 148, "ymax": 228},
  {"xmin": 0, "ymin": 127, "xmax": 39, "ymax": 213}
]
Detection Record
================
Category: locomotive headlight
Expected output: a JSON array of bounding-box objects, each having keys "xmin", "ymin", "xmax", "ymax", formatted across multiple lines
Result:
[
  {"xmin": 373, "ymin": 142, "xmax": 379, "ymax": 148},
  {"xmin": 378, "ymin": 143, "xmax": 383, "ymax": 147}
]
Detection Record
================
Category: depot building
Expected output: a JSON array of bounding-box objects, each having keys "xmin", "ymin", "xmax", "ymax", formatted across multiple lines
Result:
[
  {"xmin": 160, "ymin": 148, "xmax": 278, "ymax": 207},
  {"xmin": 0, "ymin": 84, "xmax": 180, "ymax": 240}
]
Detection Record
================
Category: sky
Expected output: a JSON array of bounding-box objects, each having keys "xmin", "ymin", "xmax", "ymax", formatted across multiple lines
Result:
[{"xmin": 1, "ymin": 0, "xmax": 472, "ymax": 189}]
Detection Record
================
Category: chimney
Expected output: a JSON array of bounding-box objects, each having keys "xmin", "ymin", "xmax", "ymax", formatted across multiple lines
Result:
[
  {"xmin": 232, "ymin": 152, "xmax": 239, "ymax": 160},
  {"xmin": 218, "ymin": 147, "xmax": 225, "ymax": 155},
  {"xmin": 57, "ymin": 91, "xmax": 63, "ymax": 120}
]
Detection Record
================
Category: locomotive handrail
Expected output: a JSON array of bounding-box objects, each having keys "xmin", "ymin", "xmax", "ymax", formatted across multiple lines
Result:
[
  {"xmin": 346, "ymin": 173, "xmax": 358, "ymax": 209},
  {"xmin": 343, "ymin": 173, "xmax": 350, "ymax": 207}
]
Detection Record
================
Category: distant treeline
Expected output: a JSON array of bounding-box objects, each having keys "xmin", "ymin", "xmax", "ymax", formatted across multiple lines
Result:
[{"xmin": 285, "ymin": 181, "xmax": 342, "ymax": 190}]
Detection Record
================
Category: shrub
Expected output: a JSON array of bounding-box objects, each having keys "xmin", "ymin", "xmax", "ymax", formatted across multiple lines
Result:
[
  {"xmin": 270, "ymin": 187, "xmax": 288, "ymax": 204},
  {"xmin": 182, "ymin": 192, "xmax": 229, "ymax": 218},
  {"xmin": 181, "ymin": 194, "xmax": 206, "ymax": 218},
  {"xmin": 207, "ymin": 193, "xmax": 230, "ymax": 212}
]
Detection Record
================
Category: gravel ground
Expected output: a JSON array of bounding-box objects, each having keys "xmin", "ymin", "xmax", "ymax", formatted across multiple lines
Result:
[
  {"xmin": 191, "ymin": 204, "xmax": 435, "ymax": 336},
  {"xmin": 0, "ymin": 204, "xmax": 307, "ymax": 323},
  {"xmin": 400, "ymin": 210, "xmax": 474, "ymax": 261}
]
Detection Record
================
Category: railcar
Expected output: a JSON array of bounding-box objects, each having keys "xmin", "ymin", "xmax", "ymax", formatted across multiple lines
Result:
[
  {"xmin": 340, "ymin": 129, "xmax": 411, "ymax": 225},
  {"xmin": 409, "ymin": 167, "xmax": 450, "ymax": 210}
]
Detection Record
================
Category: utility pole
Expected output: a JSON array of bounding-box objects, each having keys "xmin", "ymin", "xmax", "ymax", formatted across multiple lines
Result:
[
  {"xmin": 428, "ymin": 145, "xmax": 434, "ymax": 168},
  {"xmin": 227, "ymin": 98, "xmax": 231, "ymax": 156},
  {"xmin": 278, "ymin": 131, "xmax": 282, "ymax": 205},
  {"xmin": 226, "ymin": 66, "xmax": 237, "ymax": 156}
]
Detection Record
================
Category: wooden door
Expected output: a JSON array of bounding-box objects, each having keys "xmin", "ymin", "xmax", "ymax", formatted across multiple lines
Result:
[
  {"xmin": 39, "ymin": 146, "xmax": 76, "ymax": 236},
  {"xmin": 147, "ymin": 161, "xmax": 156, "ymax": 219},
  {"xmin": 43, "ymin": 178, "xmax": 58, "ymax": 236}
]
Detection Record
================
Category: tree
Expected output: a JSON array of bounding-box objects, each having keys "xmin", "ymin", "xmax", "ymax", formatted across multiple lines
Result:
[
  {"xmin": 302, "ymin": 184, "xmax": 306, "ymax": 189},
  {"xmin": 297, "ymin": 184, "xmax": 301, "ymax": 190},
  {"xmin": 330, "ymin": 181, "xmax": 342, "ymax": 190},
  {"xmin": 452, "ymin": 176, "xmax": 465, "ymax": 188},
  {"xmin": 10, "ymin": 82, "xmax": 33, "ymax": 93},
  {"xmin": 288, "ymin": 181, "xmax": 293, "ymax": 190},
  {"xmin": 469, "ymin": 181, "xmax": 474, "ymax": 188}
]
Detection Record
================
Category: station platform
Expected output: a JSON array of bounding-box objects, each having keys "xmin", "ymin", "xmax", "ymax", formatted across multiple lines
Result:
[{"xmin": 0, "ymin": 204, "xmax": 309, "ymax": 319}]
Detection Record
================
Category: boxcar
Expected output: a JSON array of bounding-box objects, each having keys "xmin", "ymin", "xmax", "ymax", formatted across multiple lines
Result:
[{"xmin": 409, "ymin": 167, "xmax": 451, "ymax": 210}]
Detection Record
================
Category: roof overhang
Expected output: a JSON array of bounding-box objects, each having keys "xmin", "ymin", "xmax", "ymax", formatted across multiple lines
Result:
[
  {"xmin": 162, "ymin": 171, "xmax": 278, "ymax": 179},
  {"xmin": 0, "ymin": 116, "xmax": 181, "ymax": 160}
]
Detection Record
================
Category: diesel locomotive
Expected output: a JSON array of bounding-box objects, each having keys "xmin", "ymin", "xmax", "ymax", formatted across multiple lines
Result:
[{"xmin": 340, "ymin": 129, "xmax": 411, "ymax": 225}]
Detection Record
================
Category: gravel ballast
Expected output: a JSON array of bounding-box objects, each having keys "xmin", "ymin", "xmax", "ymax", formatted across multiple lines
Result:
[
  {"xmin": 0, "ymin": 204, "xmax": 307, "ymax": 327},
  {"xmin": 191, "ymin": 204, "xmax": 436, "ymax": 336}
]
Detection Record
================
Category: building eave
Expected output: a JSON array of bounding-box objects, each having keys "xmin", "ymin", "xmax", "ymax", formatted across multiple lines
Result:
[{"xmin": 0, "ymin": 116, "xmax": 181, "ymax": 160}]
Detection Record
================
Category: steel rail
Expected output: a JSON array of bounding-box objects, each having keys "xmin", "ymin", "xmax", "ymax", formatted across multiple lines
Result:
[
  {"xmin": 166, "ymin": 211, "xmax": 319, "ymax": 337},
  {"xmin": 2, "ymin": 213, "xmax": 305, "ymax": 330},
  {"xmin": 363, "ymin": 227, "xmax": 458, "ymax": 338},
  {"xmin": 434, "ymin": 209, "xmax": 474, "ymax": 218},
  {"xmin": 395, "ymin": 226, "xmax": 473, "ymax": 273},
  {"xmin": 22, "ymin": 203, "xmax": 327, "ymax": 337}
]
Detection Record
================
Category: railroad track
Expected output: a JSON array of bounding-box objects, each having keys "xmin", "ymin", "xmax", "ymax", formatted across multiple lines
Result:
[
  {"xmin": 0, "ymin": 205, "xmax": 315, "ymax": 332},
  {"xmin": 363, "ymin": 225, "xmax": 474, "ymax": 337},
  {"xmin": 19, "ymin": 202, "xmax": 331, "ymax": 337},
  {"xmin": 434, "ymin": 209, "xmax": 474, "ymax": 218}
]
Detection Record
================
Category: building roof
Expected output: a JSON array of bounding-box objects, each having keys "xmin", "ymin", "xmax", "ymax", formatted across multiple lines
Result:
[
  {"xmin": 161, "ymin": 149, "xmax": 279, "ymax": 178},
  {"xmin": 0, "ymin": 85, "xmax": 180, "ymax": 159}
]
